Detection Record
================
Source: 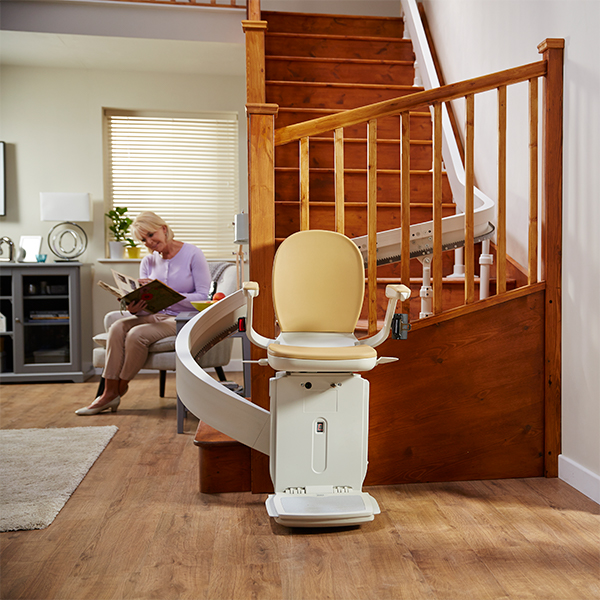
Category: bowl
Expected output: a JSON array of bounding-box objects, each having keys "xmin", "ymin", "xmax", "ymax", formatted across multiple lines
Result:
[{"xmin": 190, "ymin": 300, "xmax": 214, "ymax": 312}]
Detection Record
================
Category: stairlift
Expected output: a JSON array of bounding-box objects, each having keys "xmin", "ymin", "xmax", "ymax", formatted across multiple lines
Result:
[{"xmin": 176, "ymin": 229, "xmax": 410, "ymax": 528}]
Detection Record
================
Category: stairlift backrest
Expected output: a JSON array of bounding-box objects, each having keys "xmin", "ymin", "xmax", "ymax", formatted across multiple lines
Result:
[{"xmin": 272, "ymin": 230, "xmax": 365, "ymax": 334}]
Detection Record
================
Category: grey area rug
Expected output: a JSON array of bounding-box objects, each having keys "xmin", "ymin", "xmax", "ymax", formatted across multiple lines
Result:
[{"xmin": 0, "ymin": 426, "xmax": 118, "ymax": 532}]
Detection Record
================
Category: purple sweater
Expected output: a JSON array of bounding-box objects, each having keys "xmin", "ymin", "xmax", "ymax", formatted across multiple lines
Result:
[{"xmin": 140, "ymin": 243, "xmax": 211, "ymax": 316}]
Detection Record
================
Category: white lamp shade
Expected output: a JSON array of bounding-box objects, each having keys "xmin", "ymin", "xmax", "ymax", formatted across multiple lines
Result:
[{"xmin": 40, "ymin": 192, "xmax": 91, "ymax": 222}]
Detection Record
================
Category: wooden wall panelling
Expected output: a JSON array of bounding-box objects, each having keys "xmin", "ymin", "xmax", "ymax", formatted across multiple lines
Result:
[{"xmin": 364, "ymin": 290, "xmax": 546, "ymax": 485}]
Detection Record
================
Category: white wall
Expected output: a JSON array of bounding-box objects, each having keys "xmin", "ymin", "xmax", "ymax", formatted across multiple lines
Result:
[
  {"xmin": 0, "ymin": 63, "xmax": 247, "ymax": 336},
  {"xmin": 421, "ymin": 0, "xmax": 600, "ymax": 498}
]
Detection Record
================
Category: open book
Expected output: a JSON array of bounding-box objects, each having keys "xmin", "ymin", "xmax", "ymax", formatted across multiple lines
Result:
[{"xmin": 98, "ymin": 269, "xmax": 185, "ymax": 314}]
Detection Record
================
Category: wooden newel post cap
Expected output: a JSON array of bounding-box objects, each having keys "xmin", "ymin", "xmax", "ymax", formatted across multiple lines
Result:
[
  {"xmin": 538, "ymin": 38, "xmax": 565, "ymax": 54},
  {"xmin": 246, "ymin": 103, "xmax": 279, "ymax": 116}
]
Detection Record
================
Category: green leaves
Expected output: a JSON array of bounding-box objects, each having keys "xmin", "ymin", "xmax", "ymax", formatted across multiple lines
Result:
[{"xmin": 105, "ymin": 207, "xmax": 133, "ymax": 242}]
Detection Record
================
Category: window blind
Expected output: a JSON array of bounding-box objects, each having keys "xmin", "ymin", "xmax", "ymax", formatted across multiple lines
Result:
[{"xmin": 106, "ymin": 111, "xmax": 239, "ymax": 260}]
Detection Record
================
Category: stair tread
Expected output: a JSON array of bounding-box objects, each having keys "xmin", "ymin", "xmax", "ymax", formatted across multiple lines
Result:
[
  {"xmin": 268, "ymin": 79, "xmax": 420, "ymax": 91},
  {"xmin": 277, "ymin": 106, "xmax": 431, "ymax": 116},
  {"xmin": 302, "ymin": 137, "xmax": 431, "ymax": 145},
  {"xmin": 275, "ymin": 201, "xmax": 456, "ymax": 207},
  {"xmin": 276, "ymin": 167, "xmax": 443, "ymax": 174},
  {"xmin": 266, "ymin": 31, "xmax": 411, "ymax": 44},
  {"xmin": 377, "ymin": 277, "xmax": 517, "ymax": 284},
  {"xmin": 267, "ymin": 55, "xmax": 414, "ymax": 66},
  {"xmin": 194, "ymin": 422, "xmax": 241, "ymax": 447}
]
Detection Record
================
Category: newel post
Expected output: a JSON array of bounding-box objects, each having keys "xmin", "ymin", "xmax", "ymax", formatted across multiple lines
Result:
[
  {"xmin": 246, "ymin": 103, "xmax": 278, "ymax": 415},
  {"xmin": 538, "ymin": 38, "xmax": 564, "ymax": 478}
]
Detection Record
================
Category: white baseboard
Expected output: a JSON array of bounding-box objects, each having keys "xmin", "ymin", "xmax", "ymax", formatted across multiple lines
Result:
[{"xmin": 558, "ymin": 454, "xmax": 600, "ymax": 504}]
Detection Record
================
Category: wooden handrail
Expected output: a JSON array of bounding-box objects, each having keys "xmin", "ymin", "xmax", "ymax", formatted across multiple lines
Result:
[{"xmin": 275, "ymin": 61, "xmax": 547, "ymax": 146}]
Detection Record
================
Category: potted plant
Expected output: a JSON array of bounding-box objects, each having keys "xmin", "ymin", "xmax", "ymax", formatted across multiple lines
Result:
[
  {"xmin": 125, "ymin": 238, "xmax": 141, "ymax": 259},
  {"xmin": 105, "ymin": 207, "xmax": 133, "ymax": 259}
]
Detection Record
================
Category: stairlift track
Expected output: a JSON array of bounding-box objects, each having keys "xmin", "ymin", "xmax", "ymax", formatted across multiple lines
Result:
[{"xmin": 175, "ymin": 290, "xmax": 270, "ymax": 456}]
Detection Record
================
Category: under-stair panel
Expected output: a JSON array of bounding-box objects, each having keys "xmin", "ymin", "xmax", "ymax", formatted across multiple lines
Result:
[{"xmin": 364, "ymin": 289, "xmax": 545, "ymax": 485}]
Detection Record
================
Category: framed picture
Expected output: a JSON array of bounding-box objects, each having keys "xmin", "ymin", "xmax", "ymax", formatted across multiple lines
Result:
[{"xmin": 19, "ymin": 236, "xmax": 43, "ymax": 262}]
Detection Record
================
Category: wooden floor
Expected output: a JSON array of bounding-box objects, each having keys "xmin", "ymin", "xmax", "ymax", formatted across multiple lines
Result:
[{"xmin": 1, "ymin": 374, "xmax": 598, "ymax": 600}]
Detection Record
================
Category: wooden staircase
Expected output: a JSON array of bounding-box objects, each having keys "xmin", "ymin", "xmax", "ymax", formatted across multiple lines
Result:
[
  {"xmin": 194, "ymin": 6, "xmax": 563, "ymax": 494},
  {"xmin": 264, "ymin": 10, "xmax": 496, "ymax": 320}
]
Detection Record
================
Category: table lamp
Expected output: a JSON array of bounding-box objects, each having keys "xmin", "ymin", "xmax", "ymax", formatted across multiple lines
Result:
[{"xmin": 40, "ymin": 192, "xmax": 91, "ymax": 261}]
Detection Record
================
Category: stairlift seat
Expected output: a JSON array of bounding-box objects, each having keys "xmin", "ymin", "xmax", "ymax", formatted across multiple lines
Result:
[
  {"xmin": 267, "ymin": 341, "xmax": 377, "ymax": 372},
  {"xmin": 176, "ymin": 230, "xmax": 411, "ymax": 528}
]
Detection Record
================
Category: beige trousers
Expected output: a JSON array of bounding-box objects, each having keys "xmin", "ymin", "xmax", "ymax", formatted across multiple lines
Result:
[{"xmin": 103, "ymin": 314, "xmax": 176, "ymax": 381}]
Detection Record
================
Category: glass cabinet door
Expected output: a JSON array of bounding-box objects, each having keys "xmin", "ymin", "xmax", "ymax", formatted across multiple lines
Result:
[{"xmin": 13, "ymin": 270, "xmax": 76, "ymax": 373}]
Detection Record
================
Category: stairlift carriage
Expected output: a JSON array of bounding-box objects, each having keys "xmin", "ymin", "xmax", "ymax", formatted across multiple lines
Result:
[{"xmin": 176, "ymin": 229, "xmax": 410, "ymax": 528}]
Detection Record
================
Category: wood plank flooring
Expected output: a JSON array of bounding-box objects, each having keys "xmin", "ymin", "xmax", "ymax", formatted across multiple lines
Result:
[{"xmin": 1, "ymin": 374, "xmax": 598, "ymax": 600}]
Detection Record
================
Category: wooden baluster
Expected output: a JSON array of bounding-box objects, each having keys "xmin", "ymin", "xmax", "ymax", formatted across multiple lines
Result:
[
  {"xmin": 528, "ymin": 77, "xmax": 539, "ymax": 284},
  {"xmin": 497, "ymin": 85, "xmax": 507, "ymax": 295},
  {"xmin": 432, "ymin": 102, "xmax": 443, "ymax": 314},
  {"xmin": 300, "ymin": 136, "xmax": 309, "ymax": 231},
  {"xmin": 464, "ymin": 94, "xmax": 475, "ymax": 304},
  {"xmin": 400, "ymin": 112, "xmax": 411, "ymax": 314},
  {"xmin": 367, "ymin": 119, "xmax": 378, "ymax": 335},
  {"xmin": 334, "ymin": 127, "xmax": 345, "ymax": 234},
  {"xmin": 538, "ymin": 38, "xmax": 564, "ymax": 478}
]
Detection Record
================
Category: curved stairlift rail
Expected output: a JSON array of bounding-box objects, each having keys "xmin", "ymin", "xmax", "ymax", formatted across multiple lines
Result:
[{"xmin": 175, "ymin": 289, "xmax": 270, "ymax": 455}]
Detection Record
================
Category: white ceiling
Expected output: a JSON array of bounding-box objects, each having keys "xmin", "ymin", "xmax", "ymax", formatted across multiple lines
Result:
[{"xmin": 0, "ymin": 30, "xmax": 246, "ymax": 76}]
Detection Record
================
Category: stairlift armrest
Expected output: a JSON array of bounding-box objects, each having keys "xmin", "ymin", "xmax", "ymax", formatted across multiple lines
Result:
[
  {"xmin": 386, "ymin": 284, "xmax": 411, "ymax": 302},
  {"xmin": 243, "ymin": 281, "xmax": 259, "ymax": 297},
  {"xmin": 242, "ymin": 281, "xmax": 273, "ymax": 350},
  {"xmin": 358, "ymin": 284, "xmax": 412, "ymax": 348}
]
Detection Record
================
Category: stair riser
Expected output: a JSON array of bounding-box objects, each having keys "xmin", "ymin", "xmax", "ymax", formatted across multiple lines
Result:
[
  {"xmin": 276, "ymin": 139, "xmax": 433, "ymax": 171},
  {"xmin": 267, "ymin": 82, "xmax": 425, "ymax": 110},
  {"xmin": 266, "ymin": 58, "xmax": 415, "ymax": 86},
  {"xmin": 275, "ymin": 204, "xmax": 455, "ymax": 239},
  {"xmin": 275, "ymin": 169, "xmax": 453, "ymax": 203},
  {"xmin": 263, "ymin": 12, "xmax": 404, "ymax": 38},
  {"xmin": 276, "ymin": 110, "xmax": 433, "ymax": 141},
  {"xmin": 266, "ymin": 35, "xmax": 414, "ymax": 61}
]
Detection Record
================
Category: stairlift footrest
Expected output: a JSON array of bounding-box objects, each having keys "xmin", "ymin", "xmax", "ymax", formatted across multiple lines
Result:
[{"xmin": 266, "ymin": 491, "xmax": 380, "ymax": 528}]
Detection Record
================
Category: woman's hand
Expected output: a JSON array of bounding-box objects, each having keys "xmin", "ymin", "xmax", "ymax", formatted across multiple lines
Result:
[
  {"xmin": 138, "ymin": 278, "xmax": 152, "ymax": 286},
  {"xmin": 127, "ymin": 299, "xmax": 148, "ymax": 315}
]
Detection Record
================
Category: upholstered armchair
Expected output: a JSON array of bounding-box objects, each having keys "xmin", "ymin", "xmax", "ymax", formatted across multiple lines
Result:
[{"xmin": 92, "ymin": 262, "xmax": 238, "ymax": 397}]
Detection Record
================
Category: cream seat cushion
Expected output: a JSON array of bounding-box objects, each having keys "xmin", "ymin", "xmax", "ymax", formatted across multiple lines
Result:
[{"xmin": 267, "ymin": 343, "xmax": 376, "ymax": 361}]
